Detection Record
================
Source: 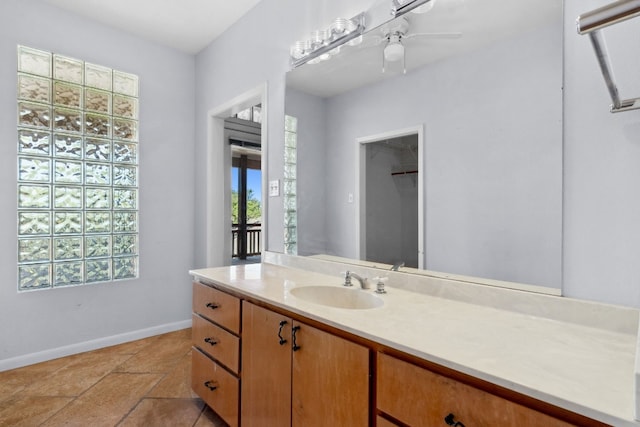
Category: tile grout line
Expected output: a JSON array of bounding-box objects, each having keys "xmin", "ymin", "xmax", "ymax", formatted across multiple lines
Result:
[
  {"xmin": 1, "ymin": 330, "xmax": 198, "ymax": 427},
  {"xmin": 35, "ymin": 352, "xmax": 143, "ymax": 426}
]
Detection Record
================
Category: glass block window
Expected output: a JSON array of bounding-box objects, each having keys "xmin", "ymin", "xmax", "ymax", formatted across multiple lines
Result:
[
  {"xmin": 16, "ymin": 45, "xmax": 139, "ymax": 291},
  {"xmin": 284, "ymin": 115, "xmax": 297, "ymax": 255}
]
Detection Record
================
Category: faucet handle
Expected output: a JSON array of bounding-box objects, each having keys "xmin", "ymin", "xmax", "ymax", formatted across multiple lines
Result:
[
  {"xmin": 342, "ymin": 271, "xmax": 353, "ymax": 287},
  {"xmin": 373, "ymin": 276, "xmax": 388, "ymax": 294}
]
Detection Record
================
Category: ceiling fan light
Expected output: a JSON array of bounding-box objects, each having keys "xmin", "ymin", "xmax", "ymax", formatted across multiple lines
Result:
[{"xmin": 384, "ymin": 41, "xmax": 404, "ymax": 62}]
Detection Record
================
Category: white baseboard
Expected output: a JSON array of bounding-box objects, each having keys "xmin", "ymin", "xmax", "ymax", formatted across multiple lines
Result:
[{"xmin": 0, "ymin": 319, "xmax": 192, "ymax": 372}]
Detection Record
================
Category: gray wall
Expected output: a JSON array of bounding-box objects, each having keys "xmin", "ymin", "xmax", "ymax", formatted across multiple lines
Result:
[
  {"xmin": 196, "ymin": 0, "xmax": 640, "ymax": 307},
  {"xmin": 193, "ymin": 0, "xmax": 376, "ymax": 268},
  {"xmin": 320, "ymin": 24, "xmax": 563, "ymax": 288},
  {"xmin": 0, "ymin": 0, "xmax": 195, "ymax": 367},
  {"xmin": 563, "ymin": 0, "xmax": 640, "ymax": 306},
  {"xmin": 284, "ymin": 89, "xmax": 328, "ymax": 256}
]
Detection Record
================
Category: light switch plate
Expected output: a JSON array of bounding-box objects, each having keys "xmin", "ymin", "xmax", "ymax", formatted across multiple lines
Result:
[{"xmin": 269, "ymin": 179, "xmax": 280, "ymax": 197}]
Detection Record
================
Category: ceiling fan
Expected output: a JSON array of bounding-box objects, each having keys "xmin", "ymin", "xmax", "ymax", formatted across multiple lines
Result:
[{"xmin": 367, "ymin": 4, "xmax": 463, "ymax": 73}]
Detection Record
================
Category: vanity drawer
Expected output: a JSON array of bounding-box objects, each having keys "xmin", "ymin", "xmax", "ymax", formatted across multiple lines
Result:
[
  {"xmin": 377, "ymin": 353, "xmax": 573, "ymax": 427},
  {"xmin": 192, "ymin": 347, "xmax": 239, "ymax": 427},
  {"xmin": 192, "ymin": 314, "xmax": 240, "ymax": 374},
  {"xmin": 192, "ymin": 281, "xmax": 240, "ymax": 334}
]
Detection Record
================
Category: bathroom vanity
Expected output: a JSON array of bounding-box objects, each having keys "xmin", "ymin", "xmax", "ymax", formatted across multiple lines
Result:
[{"xmin": 190, "ymin": 256, "xmax": 639, "ymax": 426}]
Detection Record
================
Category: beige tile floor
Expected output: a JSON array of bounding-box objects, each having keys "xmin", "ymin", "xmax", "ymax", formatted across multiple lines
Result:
[{"xmin": 0, "ymin": 328, "xmax": 228, "ymax": 427}]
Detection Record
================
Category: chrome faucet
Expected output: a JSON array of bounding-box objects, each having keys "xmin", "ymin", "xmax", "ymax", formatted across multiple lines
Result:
[
  {"xmin": 390, "ymin": 261, "xmax": 404, "ymax": 271},
  {"xmin": 343, "ymin": 271, "xmax": 371, "ymax": 289}
]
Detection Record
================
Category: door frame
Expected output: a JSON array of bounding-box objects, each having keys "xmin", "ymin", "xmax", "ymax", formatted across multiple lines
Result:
[
  {"xmin": 355, "ymin": 125, "xmax": 424, "ymax": 269},
  {"xmin": 205, "ymin": 83, "xmax": 268, "ymax": 267}
]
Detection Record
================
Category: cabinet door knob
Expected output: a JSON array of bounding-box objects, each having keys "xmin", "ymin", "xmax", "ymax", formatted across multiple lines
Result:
[
  {"xmin": 204, "ymin": 380, "xmax": 218, "ymax": 391},
  {"xmin": 292, "ymin": 325, "xmax": 301, "ymax": 351},
  {"xmin": 206, "ymin": 302, "xmax": 219, "ymax": 310},
  {"xmin": 204, "ymin": 337, "xmax": 218, "ymax": 346},
  {"xmin": 278, "ymin": 320, "xmax": 288, "ymax": 345},
  {"xmin": 444, "ymin": 413, "xmax": 465, "ymax": 427}
]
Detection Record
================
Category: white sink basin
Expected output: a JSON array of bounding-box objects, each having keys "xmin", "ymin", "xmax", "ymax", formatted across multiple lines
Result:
[{"xmin": 289, "ymin": 286, "xmax": 383, "ymax": 310}]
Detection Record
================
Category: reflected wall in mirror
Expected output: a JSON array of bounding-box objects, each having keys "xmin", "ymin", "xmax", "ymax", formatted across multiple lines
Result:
[{"xmin": 284, "ymin": 0, "xmax": 563, "ymax": 290}]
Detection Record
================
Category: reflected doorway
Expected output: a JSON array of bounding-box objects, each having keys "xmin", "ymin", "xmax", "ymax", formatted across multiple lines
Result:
[{"xmin": 358, "ymin": 127, "xmax": 424, "ymax": 269}]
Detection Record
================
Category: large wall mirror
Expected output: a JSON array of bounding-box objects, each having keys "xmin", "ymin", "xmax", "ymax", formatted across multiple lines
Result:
[{"xmin": 284, "ymin": 0, "xmax": 563, "ymax": 290}]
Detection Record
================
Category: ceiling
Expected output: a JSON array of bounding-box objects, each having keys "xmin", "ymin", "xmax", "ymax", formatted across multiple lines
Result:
[{"xmin": 41, "ymin": 0, "xmax": 262, "ymax": 54}]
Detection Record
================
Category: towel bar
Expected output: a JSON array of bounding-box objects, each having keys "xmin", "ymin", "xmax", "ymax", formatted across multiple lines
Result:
[{"xmin": 577, "ymin": 0, "xmax": 640, "ymax": 113}]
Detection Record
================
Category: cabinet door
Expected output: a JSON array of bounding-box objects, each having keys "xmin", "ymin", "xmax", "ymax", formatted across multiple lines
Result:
[
  {"xmin": 291, "ymin": 321, "xmax": 370, "ymax": 427},
  {"xmin": 377, "ymin": 353, "xmax": 574, "ymax": 427},
  {"xmin": 241, "ymin": 301, "xmax": 292, "ymax": 427},
  {"xmin": 376, "ymin": 415, "xmax": 400, "ymax": 427}
]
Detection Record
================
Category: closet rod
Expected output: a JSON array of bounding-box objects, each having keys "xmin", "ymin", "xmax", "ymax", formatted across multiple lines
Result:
[
  {"xmin": 577, "ymin": 0, "xmax": 640, "ymax": 34},
  {"xmin": 391, "ymin": 170, "xmax": 418, "ymax": 176},
  {"xmin": 577, "ymin": 0, "xmax": 640, "ymax": 113}
]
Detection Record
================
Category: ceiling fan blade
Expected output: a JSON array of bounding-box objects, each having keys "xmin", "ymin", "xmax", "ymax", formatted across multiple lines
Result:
[
  {"xmin": 359, "ymin": 34, "xmax": 386, "ymax": 47},
  {"xmin": 404, "ymin": 32, "xmax": 462, "ymax": 40}
]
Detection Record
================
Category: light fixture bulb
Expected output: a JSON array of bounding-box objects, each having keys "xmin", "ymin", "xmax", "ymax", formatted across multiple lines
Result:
[
  {"xmin": 412, "ymin": 0, "xmax": 436, "ymax": 14},
  {"xmin": 290, "ymin": 41, "xmax": 306, "ymax": 59},
  {"xmin": 331, "ymin": 18, "xmax": 349, "ymax": 35},
  {"xmin": 347, "ymin": 35, "xmax": 363, "ymax": 47}
]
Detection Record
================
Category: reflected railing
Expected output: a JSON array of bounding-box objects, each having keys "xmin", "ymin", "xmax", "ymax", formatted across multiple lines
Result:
[{"xmin": 232, "ymin": 223, "xmax": 261, "ymax": 259}]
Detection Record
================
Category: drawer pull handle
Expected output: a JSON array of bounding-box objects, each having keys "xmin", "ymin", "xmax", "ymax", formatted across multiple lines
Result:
[
  {"xmin": 204, "ymin": 380, "xmax": 218, "ymax": 391},
  {"xmin": 278, "ymin": 320, "xmax": 288, "ymax": 345},
  {"xmin": 444, "ymin": 413, "xmax": 465, "ymax": 427},
  {"xmin": 206, "ymin": 302, "xmax": 219, "ymax": 310},
  {"xmin": 292, "ymin": 325, "xmax": 301, "ymax": 351},
  {"xmin": 204, "ymin": 337, "xmax": 218, "ymax": 346}
]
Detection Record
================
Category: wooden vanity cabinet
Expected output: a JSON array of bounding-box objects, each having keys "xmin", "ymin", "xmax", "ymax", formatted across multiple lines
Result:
[
  {"xmin": 191, "ymin": 282, "xmax": 241, "ymax": 427},
  {"xmin": 241, "ymin": 301, "xmax": 370, "ymax": 427},
  {"xmin": 376, "ymin": 352, "xmax": 578, "ymax": 427},
  {"xmin": 191, "ymin": 280, "xmax": 605, "ymax": 427}
]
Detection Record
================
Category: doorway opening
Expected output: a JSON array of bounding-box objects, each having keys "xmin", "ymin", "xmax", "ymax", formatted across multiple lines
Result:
[
  {"xmin": 204, "ymin": 84, "xmax": 267, "ymax": 268},
  {"xmin": 357, "ymin": 126, "xmax": 424, "ymax": 269},
  {"xmin": 227, "ymin": 108, "xmax": 262, "ymax": 265}
]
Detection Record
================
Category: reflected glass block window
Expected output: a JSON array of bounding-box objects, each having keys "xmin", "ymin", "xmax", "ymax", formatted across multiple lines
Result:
[
  {"xmin": 284, "ymin": 115, "xmax": 297, "ymax": 255},
  {"xmin": 17, "ymin": 45, "xmax": 139, "ymax": 291}
]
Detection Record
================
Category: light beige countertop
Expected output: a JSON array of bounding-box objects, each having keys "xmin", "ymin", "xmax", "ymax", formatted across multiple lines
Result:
[{"xmin": 190, "ymin": 262, "xmax": 639, "ymax": 426}]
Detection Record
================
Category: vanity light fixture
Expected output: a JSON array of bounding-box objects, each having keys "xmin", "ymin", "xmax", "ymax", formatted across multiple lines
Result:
[
  {"xmin": 290, "ymin": 13, "xmax": 366, "ymax": 69},
  {"xmin": 391, "ymin": 0, "xmax": 434, "ymax": 17}
]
